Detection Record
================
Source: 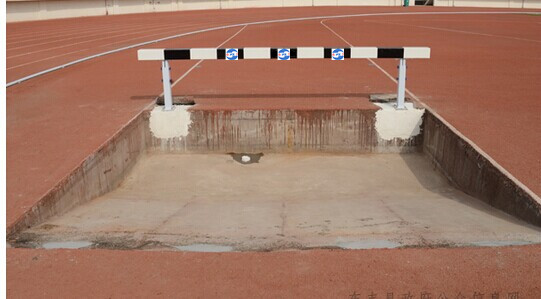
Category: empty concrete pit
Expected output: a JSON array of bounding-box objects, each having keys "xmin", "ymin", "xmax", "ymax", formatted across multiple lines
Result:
[{"xmin": 8, "ymin": 98, "xmax": 541, "ymax": 251}]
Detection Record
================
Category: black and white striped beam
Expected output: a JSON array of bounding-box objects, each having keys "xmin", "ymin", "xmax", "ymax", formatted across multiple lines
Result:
[{"xmin": 138, "ymin": 47, "xmax": 430, "ymax": 61}]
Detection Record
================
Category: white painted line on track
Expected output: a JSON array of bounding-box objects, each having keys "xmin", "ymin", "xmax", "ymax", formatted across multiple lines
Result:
[
  {"xmin": 365, "ymin": 19, "xmax": 541, "ymax": 43},
  {"xmin": 320, "ymin": 19, "xmax": 541, "ymax": 204},
  {"xmin": 8, "ymin": 23, "xmax": 184, "ymax": 50},
  {"xmin": 8, "ymin": 22, "xmax": 172, "ymax": 45},
  {"xmin": 7, "ymin": 23, "xmax": 210, "ymax": 59},
  {"xmin": 164, "ymin": 25, "xmax": 248, "ymax": 96},
  {"xmin": 6, "ymin": 11, "xmax": 536, "ymax": 87},
  {"xmin": 7, "ymin": 24, "xmax": 219, "ymax": 70}
]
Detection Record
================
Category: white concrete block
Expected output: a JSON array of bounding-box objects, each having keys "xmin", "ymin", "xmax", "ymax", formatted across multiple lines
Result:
[
  {"xmin": 149, "ymin": 105, "xmax": 192, "ymax": 139},
  {"xmin": 374, "ymin": 102, "xmax": 424, "ymax": 140}
]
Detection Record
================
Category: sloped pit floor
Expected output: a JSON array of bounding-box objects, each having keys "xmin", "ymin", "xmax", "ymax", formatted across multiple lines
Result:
[{"xmin": 12, "ymin": 153, "xmax": 541, "ymax": 251}]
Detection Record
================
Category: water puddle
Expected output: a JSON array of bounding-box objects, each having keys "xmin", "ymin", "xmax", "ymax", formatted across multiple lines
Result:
[
  {"xmin": 42, "ymin": 241, "xmax": 93, "ymax": 249},
  {"xmin": 336, "ymin": 240, "xmax": 401, "ymax": 250},
  {"xmin": 469, "ymin": 240, "xmax": 533, "ymax": 247}
]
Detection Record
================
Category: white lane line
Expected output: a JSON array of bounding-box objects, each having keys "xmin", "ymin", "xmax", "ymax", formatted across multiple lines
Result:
[
  {"xmin": 320, "ymin": 20, "xmax": 541, "ymax": 203},
  {"xmin": 7, "ymin": 23, "xmax": 219, "ymax": 70},
  {"xmin": 7, "ymin": 22, "xmax": 164, "ymax": 45},
  {"xmin": 7, "ymin": 11, "xmax": 535, "ymax": 87},
  {"xmin": 7, "ymin": 49, "xmax": 92, "ymax": 70},
  {"xmin": 7, "ymin": 23, "xmax": 211, "ymax": 59},
  {"xmin": 319, "ymin": 20, "xmax": 352, "ymax": 46},
  {"xmin": 365, "ymin": 19, "xmax": 541, "ymax": 44},
  {"xmin": 8, "ymin": 23, "xmax": 179, "ymax": 50},
  {"xmin": 165, "ymin": 25, "xmax": 248, "ymax": 96},
  {"xmin": 8, "ymin": 21, "xmax": 216, "ymax": 53},
  {"xmin": 320, "ymin": 20, "xmax": 396, "ymax": 84},
  {"xmin": 7, "ymin": 14, "xmax": 225, "ymax": 40}
]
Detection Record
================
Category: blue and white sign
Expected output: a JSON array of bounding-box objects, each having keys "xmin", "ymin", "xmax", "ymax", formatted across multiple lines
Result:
[
  {"xmin": 332, "ymin": 48, "xmax": 345, "ymax": 60},
  {"xmin": 278, "ymin": 48, "xmax": 290, "ymax": 60},
  {"xmin": 226, "ymin": 48, "xmax": 239, "ymax": 60}
]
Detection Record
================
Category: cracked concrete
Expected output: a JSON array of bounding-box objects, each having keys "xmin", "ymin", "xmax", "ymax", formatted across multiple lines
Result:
[{"xmin": 13, "ymin": 153, "xmax": 541, "ymax": 251}]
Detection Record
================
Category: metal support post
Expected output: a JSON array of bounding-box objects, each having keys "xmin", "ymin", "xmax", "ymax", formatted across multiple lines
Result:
[
  {"xmin": 161, "ymin": 60, "xmax": 173, "ymax": 111},
  {"xmin": 396, "ymin": 58, "xmax": 407, "ymax": 110}
]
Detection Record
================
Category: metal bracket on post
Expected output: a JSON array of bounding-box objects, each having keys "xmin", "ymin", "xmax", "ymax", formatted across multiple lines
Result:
[
  {"xmin": 396, "ymin": 58, "xmax": 407, "ymax": 110},
  {"xmin": 161, "ymin": 60, "xmax": 173, "ymax": 111}
]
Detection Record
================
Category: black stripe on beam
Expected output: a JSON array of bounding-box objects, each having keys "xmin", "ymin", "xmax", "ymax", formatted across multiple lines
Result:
[
  {"xmin": 164, "ymin": 49, "xmax": 190, "ymax": 60},
  {"xmin": 217, "ymin": 49, "xmax": 226, "ymax": 59},
  {"xmin": 344, "ymin": 48, "xmax": 351, "ymax": 59},
  {"xmin": 377, "ymin": 48, "xmax": 404, "ymax": 59},
  {"xmin": 290, "ymin": 48, "xmax": 297, "ymax": 59},
  {"xmin": 270, "ymin": 48, "xmax": 278, "ymax": 59},
  {"xmin": 238, "ymin": 48, "xmax": 244, "ymax": 59},
  {"xmin": 324, "ymin": 48, "xmax": 332, "ymax": 59}
]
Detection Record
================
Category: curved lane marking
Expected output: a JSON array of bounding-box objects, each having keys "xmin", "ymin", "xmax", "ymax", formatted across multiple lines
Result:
[
  {"xmin": 320, "ymin": 19, "xmax": 541, "ymax": 203},
  {"xmin": 6, "ymin": 11, "xmax": 539, "ymax": 87}
]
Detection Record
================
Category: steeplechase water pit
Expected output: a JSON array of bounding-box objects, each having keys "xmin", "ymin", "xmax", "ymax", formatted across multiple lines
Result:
[{"xmin": 8, "ymin": 46, "xmax": 541, "ymax": 252}]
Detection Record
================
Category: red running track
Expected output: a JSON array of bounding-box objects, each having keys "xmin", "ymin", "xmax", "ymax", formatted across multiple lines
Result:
[{"xmin": 6, "ymin": 6, "xmax": 541, "ymax": 296}]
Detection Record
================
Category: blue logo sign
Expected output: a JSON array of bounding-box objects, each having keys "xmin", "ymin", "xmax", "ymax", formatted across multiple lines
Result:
[
  {"xmin": 226, "ymin": 48, "xmax": 238, "ymax": 60},
  {"xmin": 332, "ymin": 48, "xmax": 344, "ymax": 60},
  {"xmin": 278, "ymin": 48, "xmax": 290, "ymax": 60}
]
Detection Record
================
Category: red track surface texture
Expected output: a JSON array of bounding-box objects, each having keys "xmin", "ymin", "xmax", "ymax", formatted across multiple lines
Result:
[
  {"xmin": 7, "ymin": 246, "xmax": 541, "ymax": 298},
  {"xmin": 6, "ymin": 6, "xmax": 541, "ymax": 296}
]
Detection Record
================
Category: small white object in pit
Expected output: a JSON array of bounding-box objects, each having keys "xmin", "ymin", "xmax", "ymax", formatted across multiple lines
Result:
[{"xmin": 241, "ymin": 155, "xmax": 251, "ymax": 163}]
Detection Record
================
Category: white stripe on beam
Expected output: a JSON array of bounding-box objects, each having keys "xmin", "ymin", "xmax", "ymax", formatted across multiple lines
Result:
[
  {"xmin": 297, "ymin": 47, "xmax": 324, "ymax": 59},
  {"xmin": 404, "ymin": 47, "xmax": 430, "ymax": 59},
  {"xmin": 351, "ymin": 47, "xmax": 378, "ymax": 59},
  {"xmin": 244, "ymin": 47, "xmax": 271, "ymax": 59},
  {"xmin": 137, "ymin": 49, "xmax": 164, "ymax": 61},
  {"xmin": 190, "ymin": 48, "xmax": 217, "ymax": 60}
]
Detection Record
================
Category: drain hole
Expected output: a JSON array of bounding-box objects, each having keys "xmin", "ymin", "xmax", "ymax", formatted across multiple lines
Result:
[
  {"xmin": 229, "ymin": 153, "xmax": 264, "ymax": 165},
  {"xmin": 156, "ymin": 96, "xmax": 196, "ymax": 106}
]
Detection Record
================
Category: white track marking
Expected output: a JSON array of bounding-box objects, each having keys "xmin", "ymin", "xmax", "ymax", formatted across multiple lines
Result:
[
  {"xmin": 7, "ymin": 24, "xmax": 218, "ymax": 70},
  {"xmin": 7, "ymin": 23, "xmax": 210, "ymax": 59},
  {"xmin": 8, "ymin": 22, "xmax": 171, "ymax": 45},
  {"xmin": 7, "ymin": 49, "xmax": 94, "ymax": 70},
  {"xmin": 365, "ymin": 19, "xmax": 541, "ymax": 43},
  {"xmin": 6, "ymin": 11, "xmax": 536, "ymax": 87},
  {"xmin": 320, "ymin": 20, "xmax": 541, "ymax": 203},
  {"xmin": 8, "ymin": 23, "xmax": 182, "ymax": 50},
  {"xmin": 166, "ymin": 25, "xmax": 247, "ymax": 95},
  {"xmin": 321, "ymin": 20, "xmax": 395, "ymax": 83}
]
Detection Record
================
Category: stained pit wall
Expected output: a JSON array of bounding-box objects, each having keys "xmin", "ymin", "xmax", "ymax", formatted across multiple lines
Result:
[
  {"xmin": 147, "ymin": 104, "xmax": 424, "ymax": 153},
  {"xmin": 6, "ymin": 113, "xmax": 150, "ymax": 237},
  {"xmin": 422, "ymin": 111, "xmax": 541, "ymax": 227}
]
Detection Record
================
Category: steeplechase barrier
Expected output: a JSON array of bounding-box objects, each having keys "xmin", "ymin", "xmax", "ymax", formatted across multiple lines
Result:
[{"xmin": 137, "ymin": 47, "xmax": 430, "ymax": 111}]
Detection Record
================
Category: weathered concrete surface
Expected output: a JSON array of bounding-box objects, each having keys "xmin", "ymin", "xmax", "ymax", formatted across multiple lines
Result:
[
  {"xmin": 423, "ymin": 111, "xmax": 541, "ymax": 227},
  {"xmin": 7, "ymin": 112, "xmax": 150, "ymax": 238},
  {"xmin": 149, "ymin": 98, "xmax": 423, "ymax": 154},
  {"xmin": 13, "ymin": 153, "xmax": 541, "ymax": 251}
]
